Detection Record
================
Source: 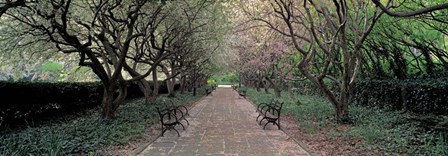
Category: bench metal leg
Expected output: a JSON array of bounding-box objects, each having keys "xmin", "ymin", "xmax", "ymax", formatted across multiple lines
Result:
[
  {"xmin": 182, "ymin": 118, "xmax": 190, "ymax": 125},
  {"xmin": 259, "ymin": 117, "xmax": 267, "ymax": 125},
  {"xmin": 263, "ymin": 122, "xmax": 270, "ymax": 130},
  {"xmin": 178, "ymin": 122, "xmax": 186, "ymax": 130},
  {"xmin": 174, "ymin": 129, "xmax": 180, "ymax": 137},
  {"xmin": 262, "ymin": 121, "xmax": 276, "ymax": 130},
  {"xmin": 161, "ymin": 128, "xmax": 167, "ymax": 136},
  {"xmin": 277, "ymin": 119, "xmax": 280, "ymax": 129},
  {"xmin": 162, "ymin": 125, "xmax": 180, "ymax": 137},
  {"xmin": 180, "ymin": 107, "xmax": 190, "ymax": 116},
  {"xmin": 262, "ymin": 120, "xmax": 281, "ymax": 130},
  {"xmin": 271, "ymin": 121, "xmax": 280, "ymax": 130}
]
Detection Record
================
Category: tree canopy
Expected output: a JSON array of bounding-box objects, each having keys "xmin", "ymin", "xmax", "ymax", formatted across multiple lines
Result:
[{"xmin": 1, "ymin": 0, "xmax": 447, "ymax": 121}]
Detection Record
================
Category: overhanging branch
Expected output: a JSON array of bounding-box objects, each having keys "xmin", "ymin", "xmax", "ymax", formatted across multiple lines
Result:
[{"xmin": 371, "ymin": 0, "xmax": 448, "ymax": 17}]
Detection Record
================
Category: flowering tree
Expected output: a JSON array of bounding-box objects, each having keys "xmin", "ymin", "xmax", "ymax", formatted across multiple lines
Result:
[
  {"xmin": 243, "ymin": 0, "xmax": 448, "ymax": 122},
  {"xmin": 232, "ymin": 26, "xmax": 289, "ymax": 97}
]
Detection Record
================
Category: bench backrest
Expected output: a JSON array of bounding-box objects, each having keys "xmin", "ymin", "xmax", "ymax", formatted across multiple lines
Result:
[
  {"xmin": 268, "ymin": 100, "xmax": 283, "ymax": 117},
  {"xmin": 156, "ymin": 107, "xmax": 179, "ymax": 124}
]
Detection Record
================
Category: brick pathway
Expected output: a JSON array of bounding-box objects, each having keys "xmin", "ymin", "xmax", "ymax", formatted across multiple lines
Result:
[{"xmin": 137, "ymin": 87, "xmax": 310, "ymax": 156}]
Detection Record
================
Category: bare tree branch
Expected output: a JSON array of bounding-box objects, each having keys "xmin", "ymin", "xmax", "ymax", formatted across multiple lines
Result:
[{"xmin": 371, "ymin": 0, "xmax": 448, "ymax": 17}]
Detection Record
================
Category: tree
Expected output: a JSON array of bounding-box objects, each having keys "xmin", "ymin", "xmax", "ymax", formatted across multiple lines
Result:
[
  {"xmin": 233, "ymin": 28, "xmax": 288, "ymax": 97},
  {"xmin": 5, "ymin": 0, "xmax": 152, "ymax": 119},
  {"xmin": 1, "ymin": 0, "xmax": 228, "ymax": 119},
  {"xmin": 242, "ymin": 0, "xmax": 382, "ymax": 122},
  {"xmin": 244, "ymin": 0, "xmax": 447, "ymax": 122},
  {"xmin": 122, "ymin": 0, "xmax": 224, "ymax": 99}
]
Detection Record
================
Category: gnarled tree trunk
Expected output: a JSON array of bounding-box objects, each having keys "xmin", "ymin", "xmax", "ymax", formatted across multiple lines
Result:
[
  {"xmin": 265, "ymin": 76, "xmax": 281, "ymax": 97},
  {"xmin": 101, "ymin": 76, "xmax": 128, "ymax": 119}
]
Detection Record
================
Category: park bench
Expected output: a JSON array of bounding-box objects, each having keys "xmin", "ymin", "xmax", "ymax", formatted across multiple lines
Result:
[
  {"xmin": 237, "ymin": 89, "xmax": 247, "ymax": 99},
  {"xmin": 232, "ymin": 85, "xmax": 238, "ymax": 91},
  {"xmin": 205, "ymin": 88, "xmax": 213, "ymax": 96},
  {"xmin": 256, "ymin": 99, "xmax": 284, "ymax": 130},
  {"xmin": 155, "ymin": 99, "xmax": 190, "ymax": 136}
]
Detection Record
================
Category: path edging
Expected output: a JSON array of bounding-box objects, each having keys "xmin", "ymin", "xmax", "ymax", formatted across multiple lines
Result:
[
  {"xmin": 241, "ymin": 91, "xmax": 320, "ymax": 156},
  {"xmin": 130, "ymin": 95, "xmax": 208, "ymax": 156}
]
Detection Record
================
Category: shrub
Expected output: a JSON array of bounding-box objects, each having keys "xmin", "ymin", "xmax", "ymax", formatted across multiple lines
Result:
[
  {"xmin": 292, "ymin": 78, "xmax": 448, "ymax": 115},
  {"xmin": 0, "ymin": 81, "xmax": 103, "ymax": 128},
  {"xmin": 351, "ymin": 79, "xmax": 448, "ymax": 115},
  {"xmin": 0, "ymin": 81, "xmax": 180, "ymax": 128}
]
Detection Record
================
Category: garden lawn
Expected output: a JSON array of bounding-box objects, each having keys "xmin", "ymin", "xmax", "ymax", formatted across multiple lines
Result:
[
  {"xmin": 245, "ymin": 88, "xmax": 447, "ymax": 155},
  {"xmin": 0, "ymin": 88, "xmax": 205, "ymax": 155}
]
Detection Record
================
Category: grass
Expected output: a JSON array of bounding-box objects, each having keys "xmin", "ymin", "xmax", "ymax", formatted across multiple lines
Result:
[
  {"xmin": 0, "ymin": 88, "xmax": 205, "ymax": 155},
  {"xmin": 246, "ymin": 87, "xmax": 447, "ymax": 155}
]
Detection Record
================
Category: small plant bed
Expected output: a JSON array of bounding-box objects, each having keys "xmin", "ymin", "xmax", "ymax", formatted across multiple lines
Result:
[
  {"xmin": 246, "ymin": 88, "xmax": 448, "ymax": 155},
  {"xmin": 0, "ymin": 88, "xmax": 205, "ymax": 155}
]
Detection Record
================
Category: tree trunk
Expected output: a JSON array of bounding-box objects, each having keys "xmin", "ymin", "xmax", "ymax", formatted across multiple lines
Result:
[
  {"xmin": 263, "ymin": 79, "xmax": 269, "ymax": 93},
  {"xmin": 338, "ymin": 88, "xmax": 350, "ymax": 123},
  {"xmin": 238, "ymin": 74, "xmax": 241, "ymax": 87},
  {"xmin": 180, "ymin": 71, "xmax": 185, "ymax": 94},
  {"xmin": 187, "ymin": 71, "xmax": 193, "ymax": 92},
  {"xmin": 122, "ymin": 63, "xmax": 153, "ymax": 102},
  {"xmin": 114, "ymin": 77, "xmax": 128, "ymax": 109},
  {"xmin": 193, "ymin": 70, "xmax": 196, "ymax": 96},
  {"xmin": 102, "ymin": 84, "xmax": 116, "ymax": 119},
  {"xmin": 136, "ymin": 79, "xmax": 152, "ymax": 102},
  {"xmin": 166, "ymin": 80, "xmax": 175, "ymax": 97},
  {"xmin": 422, "ymin": 49, "xmax": 435, "ymax": 77},
  {"xmin": 171, "ymin": 62, "xmax": 177, "ymax": 86},
  {"xmin": 265, "ymin": 76, "xmax": 281, "ymax": 97},
  {"xmin": 256, "ymin": 74, "xmax": 263, "ymax": 92},
  {"xmin": 286, "ymin": 81, "xmax": 297, "ymax": 102},
  {"xmin": 335, "ymin": 104, "xmax": 349, "ymax": 123},
  {"xmin": 161, "ymin": 65, "xmax": 175, "ymax": 97},
  {"xmin": 298, "ymin": 62, "xmax": 349, "ymax": 123},
  {"xmin": 151, "ymin": 67, "xmax": 158, "ymax": 100},
  {"xmin": 101, "ymin": 77, "xmax": 127, "ymax": 119}
]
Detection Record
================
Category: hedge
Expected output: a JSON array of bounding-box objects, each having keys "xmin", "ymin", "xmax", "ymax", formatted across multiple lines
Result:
[
  {"xmin": 351, "ymin": 79, "xmax": 448, "ymax": 115},
  {"xmin": 0, "ymin": 81, "xmax": 180, "ymax": 128},
  {"xmin": 292, "ymin": 79, "xmax": 448, "ymax": 115}
]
